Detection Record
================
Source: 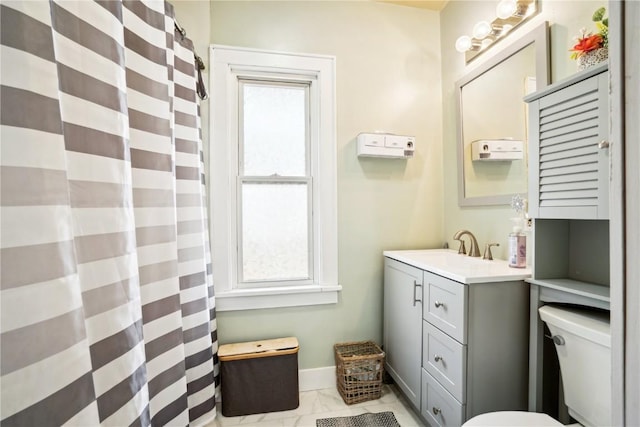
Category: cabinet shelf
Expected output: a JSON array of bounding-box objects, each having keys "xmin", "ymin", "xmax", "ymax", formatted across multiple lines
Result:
[
  {"xmin": 532, "ymin": 218, "xmax": 610, "ymax": 288},
  {"xmin": 526, "ymin": 277, "xmax": 609, "ymax": 309}
]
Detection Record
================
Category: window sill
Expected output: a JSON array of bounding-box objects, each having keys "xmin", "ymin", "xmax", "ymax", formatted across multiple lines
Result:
[{"xmin": 215, "ymin": 284, "xmax": 342, "ymax": 311}]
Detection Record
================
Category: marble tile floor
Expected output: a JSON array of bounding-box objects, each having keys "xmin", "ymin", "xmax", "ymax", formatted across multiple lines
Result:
[{"xmin": 205, "ymin": 384, "xmax": 426, "ymax": 427}]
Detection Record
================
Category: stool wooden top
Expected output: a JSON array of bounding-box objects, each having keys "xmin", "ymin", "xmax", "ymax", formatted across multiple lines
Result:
[{"xmin": 219, "ymin": 337, "xmax": 299, "ymax": 361}]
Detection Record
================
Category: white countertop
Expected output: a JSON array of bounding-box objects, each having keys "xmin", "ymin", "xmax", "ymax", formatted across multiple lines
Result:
[{"xmin": 384, "ymin": 249, "xmax": 531, "ymax": 284}]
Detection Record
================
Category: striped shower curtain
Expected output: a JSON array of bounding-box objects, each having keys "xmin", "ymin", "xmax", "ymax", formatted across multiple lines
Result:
[{"xmin": 1, "ymin": 1, "xmax": 219, "ymax": 425}]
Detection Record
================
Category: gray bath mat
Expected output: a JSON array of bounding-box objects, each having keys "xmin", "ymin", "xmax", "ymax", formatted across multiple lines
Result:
[{"xmin": 316, "ymin": 411, "xmax": 400, "ymax": 427}]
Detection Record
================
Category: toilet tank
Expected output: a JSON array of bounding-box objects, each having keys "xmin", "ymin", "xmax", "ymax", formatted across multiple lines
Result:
[{"xmin": 538, "ymin": 305, "xmax": 611, "ymax": 427}]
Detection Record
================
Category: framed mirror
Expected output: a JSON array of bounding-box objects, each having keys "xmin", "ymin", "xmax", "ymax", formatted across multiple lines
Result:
[{"xmin": 456, "ymin": 22, "xmax": 549, "ymax": 206}]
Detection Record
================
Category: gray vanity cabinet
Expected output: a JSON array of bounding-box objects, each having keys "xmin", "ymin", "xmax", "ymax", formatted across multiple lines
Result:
[
  {"xmin": 383, "ymin": 257, "xmax": 530, "ymax": 426},
  {"xmin": 526, "ymin": 63, "xmax": 609, "ymax": 220}
]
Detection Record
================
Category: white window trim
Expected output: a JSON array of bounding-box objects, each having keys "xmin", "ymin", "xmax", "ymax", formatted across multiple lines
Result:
[{"xmin": 209, "ymin": 45, "xmax": 340, "ymax": 311}]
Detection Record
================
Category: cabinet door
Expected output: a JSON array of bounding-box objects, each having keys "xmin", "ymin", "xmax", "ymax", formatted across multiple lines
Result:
[
  {"xmin": 528, "ymin": 70, "xmax": 609, "ymax": 220},
  {"xmin": 383, "ymin": 258, "xmax": 423, "ymax": 408}
]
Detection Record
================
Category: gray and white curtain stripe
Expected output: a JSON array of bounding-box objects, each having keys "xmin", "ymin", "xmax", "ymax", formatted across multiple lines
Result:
[{"xmin": 0, "ymin": 1, "xmax": 219, "ymax": 425}]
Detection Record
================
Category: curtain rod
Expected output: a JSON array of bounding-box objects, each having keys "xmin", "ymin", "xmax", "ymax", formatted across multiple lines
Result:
[
  {"xmin": 174, "ymin": 18, "xmax": 208, "ymax": 100},
  {"xmin": 173, "ymin": 19, "xmax": 204, "ymax": 69},
  {"xmin": 174, "ymin": 19, "xmax": 187, "ymax": 39}
]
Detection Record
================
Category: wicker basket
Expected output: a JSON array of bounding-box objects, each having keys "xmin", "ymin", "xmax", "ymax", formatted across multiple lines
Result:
[{"xmin": 334, "ymin": 341, "xmax": 385, "ymax": 405}]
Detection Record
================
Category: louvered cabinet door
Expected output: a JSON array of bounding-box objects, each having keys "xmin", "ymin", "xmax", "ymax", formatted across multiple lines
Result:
[{"xmin": 528, "ymin": 67, "xmax": 609, "ymax": 219}]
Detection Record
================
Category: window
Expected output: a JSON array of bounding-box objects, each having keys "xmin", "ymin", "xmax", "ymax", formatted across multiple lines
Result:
[
  {"xmin": 210, "ymin": 46, "xmax": 339, "ymax": 311},
  {"xmin": 239, "ymin": 81, "xmax": 310, "ymax": 286}
]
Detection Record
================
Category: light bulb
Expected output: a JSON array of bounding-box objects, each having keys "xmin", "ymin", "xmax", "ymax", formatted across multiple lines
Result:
[
  {"xmin": 455, "ymin": 35, "xmax": 472, "ymax": 53},
  {"xmin": 496, "ymin": 0, "xmax": 517, "ymax": 19},
  {"xmin": 473, "ymin": 21, "xmax": 492, "ymax": 39}
]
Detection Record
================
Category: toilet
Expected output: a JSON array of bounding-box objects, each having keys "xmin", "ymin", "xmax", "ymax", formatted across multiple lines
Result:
[{"xmin": 463, "ymin": 305, "xmax": 611, "ymax": 427}]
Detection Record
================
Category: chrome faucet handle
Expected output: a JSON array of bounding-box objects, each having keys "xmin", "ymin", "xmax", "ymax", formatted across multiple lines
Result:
[
  {"xmin": 483, "ymin": 243, "xmax": 500, "ymax": 260},
  {"xmin": 455, "ymin": 239, "xmax": 466, "ymax": 255}
]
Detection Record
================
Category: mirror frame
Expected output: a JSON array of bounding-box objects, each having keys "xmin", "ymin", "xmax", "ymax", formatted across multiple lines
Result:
[{"xmin": 456, "ymin": 21, "xmax": 549, "ymax": 207}]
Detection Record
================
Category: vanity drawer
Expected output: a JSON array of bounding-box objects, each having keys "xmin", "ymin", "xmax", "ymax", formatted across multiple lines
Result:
[
  {"xmin": 423, "ymin": 271, "xmax": 467, "ymax": 343},
  {"xmin": 423, "ymin": 321, "xmax": 466, "ymax": 402},
  {"xmin": 421, "ymin": 369, "xmax": 465, "ymax": 427}
]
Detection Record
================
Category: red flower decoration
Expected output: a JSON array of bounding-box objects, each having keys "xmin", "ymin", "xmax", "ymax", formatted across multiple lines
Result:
[{"xmin": 570, "ymin": 33, "xmax": 603, "ymax": 59}]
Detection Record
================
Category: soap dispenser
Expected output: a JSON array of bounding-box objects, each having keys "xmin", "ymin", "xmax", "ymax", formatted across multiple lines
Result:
[
  {"xmin": 508, "ymin": 224, "xmax": 526, "ymax": 268},
  {"xmin": 509, "ymin": 195, "xmax": 528, "ymax": 268}
]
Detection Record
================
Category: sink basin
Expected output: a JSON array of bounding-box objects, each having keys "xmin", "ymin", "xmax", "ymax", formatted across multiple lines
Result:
[{"xmin": 383, "ymin": 249, "xmax": 531, "ymax": 284}]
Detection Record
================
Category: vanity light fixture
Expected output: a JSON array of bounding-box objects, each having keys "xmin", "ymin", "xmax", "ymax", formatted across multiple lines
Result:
[{"xmin": 455, "ymin": 0, "xmax": 539, "ymax": 63}]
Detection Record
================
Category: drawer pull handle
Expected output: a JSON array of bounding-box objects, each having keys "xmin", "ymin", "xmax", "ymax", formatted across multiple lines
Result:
[
  {"xmin": 432, "ymin": 407, "xmax": 441, "ymax": 415},
  {"xmin": 434, "ymin": 301, "xmax": 445, "ymax": 308},
  {"xmin": 434, "ymin": 354, "xmax": 443, "ymax": 362},
  {"xmin": 413, "ymin": 280, "xmax": 422, "ymax": 306}
]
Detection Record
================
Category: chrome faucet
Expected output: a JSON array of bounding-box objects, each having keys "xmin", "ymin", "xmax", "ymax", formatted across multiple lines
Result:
[{"xmin": 453, "ymin": 230, "xmax": 481, "ymax": 257}]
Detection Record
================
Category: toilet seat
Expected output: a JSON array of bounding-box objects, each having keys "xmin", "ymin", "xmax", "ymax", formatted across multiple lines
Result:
[{"xmin": 462, "ymin": 411, "xmax": 563, "ymax": 426}]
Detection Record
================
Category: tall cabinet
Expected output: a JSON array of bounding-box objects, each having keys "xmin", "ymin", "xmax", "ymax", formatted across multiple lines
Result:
[{"xmin": 524, "ymin": 63, "xmax": 611, "ymax": 413}]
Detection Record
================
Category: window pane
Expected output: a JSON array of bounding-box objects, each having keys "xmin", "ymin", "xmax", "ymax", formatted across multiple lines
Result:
[
  {"xmin": 242, "ymin": 83, "xmax": 307, "ymax": 176},
  {"xmin": 241, "ymin": 182, "xmax": 309, "ymax": 282}
]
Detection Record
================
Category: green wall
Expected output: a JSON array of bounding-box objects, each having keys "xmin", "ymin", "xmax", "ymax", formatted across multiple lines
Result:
[
  {"xmin": 203, "ymin": 1, "xmax": 443, "ymax": 369},
  {"xmin": 172, "ymin": 0, "xmax": 604, "ymax": 370}
]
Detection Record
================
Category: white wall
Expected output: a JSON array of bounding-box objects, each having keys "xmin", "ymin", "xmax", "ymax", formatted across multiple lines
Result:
[
  {"xmin": 440, "ymin": 0, "xmax": 606, "ymax": 260},
  {"xmin": 174, "ymin": 0, "xmax": 443, "ymax": 369}
]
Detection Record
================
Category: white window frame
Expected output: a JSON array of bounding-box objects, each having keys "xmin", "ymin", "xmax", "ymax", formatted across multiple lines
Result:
[{"xmin": 210, "ymin": 45, "xmax": 340, "ymax": 311}]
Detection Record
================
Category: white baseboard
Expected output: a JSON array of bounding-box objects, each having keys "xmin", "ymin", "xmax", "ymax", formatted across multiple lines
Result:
[{"xmin": 299, "ymin": 366, "xmax": 335, "ymax": 391}]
